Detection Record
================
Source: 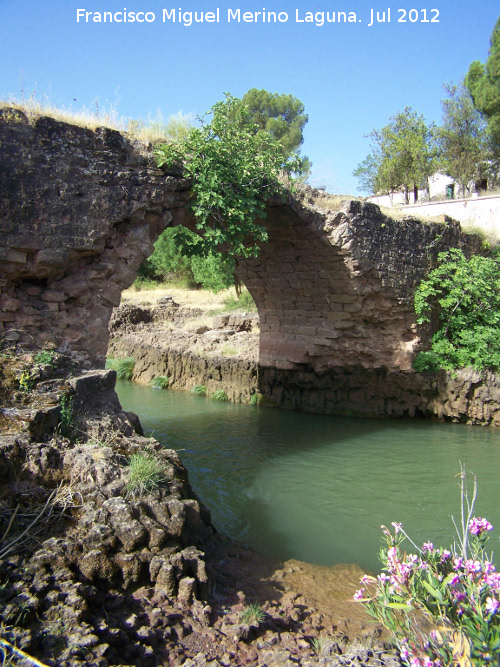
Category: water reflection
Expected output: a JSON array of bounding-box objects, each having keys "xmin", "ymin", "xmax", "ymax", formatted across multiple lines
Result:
[{"xmin": 116, "ymin": 381, "xmax": 500, "ymax": 571}]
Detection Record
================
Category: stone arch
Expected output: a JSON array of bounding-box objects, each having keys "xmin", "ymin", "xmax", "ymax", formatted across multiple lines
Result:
[{"xmin": 0, "ymin": 112, "xmax": 482, "ymax": 415}]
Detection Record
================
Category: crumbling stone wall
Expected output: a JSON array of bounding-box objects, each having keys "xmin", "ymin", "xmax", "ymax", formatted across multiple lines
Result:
[
  {"xmin": 0, "ymin": 111, "xmax": 486, "ymax": 417},
  {"xmin": 0, "ymin": 108, "xmax": 191, "ymax": 364},
  {"xmin": 237, "ymin": 199, "xmax": 482, "ymax": 373}
]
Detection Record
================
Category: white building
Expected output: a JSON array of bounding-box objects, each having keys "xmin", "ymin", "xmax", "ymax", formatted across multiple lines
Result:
[{"xmin": 367, "ymin": 172, "xmax": 487, "ymax": 207}]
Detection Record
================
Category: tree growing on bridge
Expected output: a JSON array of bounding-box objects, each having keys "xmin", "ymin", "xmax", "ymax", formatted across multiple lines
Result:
[
  {"xmin": 354, "ymin": 107, "xmax": 439, "ymax": 201},
  {"xmin": 154, "ymin": 93, "xmax": 301, "ymax": 260}
]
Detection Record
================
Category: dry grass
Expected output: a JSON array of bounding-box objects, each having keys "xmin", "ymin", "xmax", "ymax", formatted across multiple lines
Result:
[
  {"xmin": 296, "ymin": 183, "xmax": 452, "ymax": 227},
  {"xmin": 184, "ymin": 314, "xmax": 217, "ymax": 331},
  {"xmin": 0, "ymin": 481, "xmax": 82, "ymax": 561},
  {"xmin": 310, "ymin": 192, "xmax": 362, "ymax": 211},
  {"xmin": 0, "ymin": 97, "xmax": 193, "ymax": 145},
  {"xmin": 379, "ymin": 206, "xmax": 446, "ymax": 224},
  {"xmin": 461, "ymin": 221, "xmax": 500, "ymax": 246},
  {"xmin": 121, "ymin": 284, "xmax": 241, "ymax": 311},
  {"xmin": 1, "ymin": 98, "xmax": 128, "ymax": 133}
]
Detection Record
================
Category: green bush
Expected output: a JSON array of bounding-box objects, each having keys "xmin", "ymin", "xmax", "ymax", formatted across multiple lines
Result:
[
  {"xmin": 192, "ymin": 384, "xmax": 207, "ymax": 397},
  {"xmin": 137, "ymin": 226, "xmax": 236, "ymax": 293},
  {"xmin": 190, "ymin": 252, "xmax": 235, "ymax": 293},
  {"xmin": 59, "ymin": 393, "xmax": 75, "ymax": 438},
  {"xmin": 34, "ymin": 350, "xmax": 55, "ymax": 365},
  {"xmin": 414, "ymin": 248, "xmax": 500, "ymax": 372},
  {"xmin": 137, "ymin": 226, "xmax": 195, "ymax": 286}
]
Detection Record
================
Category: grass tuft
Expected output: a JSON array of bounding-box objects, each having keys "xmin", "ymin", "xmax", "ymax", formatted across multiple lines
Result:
[
  {"xmin": 151, "ymin": 375, "xmax": 170, "ymax": 389},
  {"xmin": 192, "ymin": 384, "xmax": 207, "ymax": 397},
  {"xmin": 212, "ymin": 389, "xmax": 228, "ymax": 402},
  {"xmin": 220, "ymin": 344, "xmax": 238, "ymax": 356},
  {"xmin": 126, "ymin": 453, "xmax": 165, "ymax": 497},
  {"xmin": 309, "ymin": 636, "xmax": 327, "ymax": 653},
  {"xmin": 106, "ymin": 357, "xmax": 135, "ymax": 380},
  {"xmin": 241, "ymin": 602, "xmax": 265, "ymax": 624},
  {"xmin": 58, "ymin": 393, "xmax": 75, "ymax": 439}
]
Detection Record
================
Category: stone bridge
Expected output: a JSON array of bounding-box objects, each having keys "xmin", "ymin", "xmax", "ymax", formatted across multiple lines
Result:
[{"xmin": 0, "ymin": 110, "xmax": 486, "ymax": 417}]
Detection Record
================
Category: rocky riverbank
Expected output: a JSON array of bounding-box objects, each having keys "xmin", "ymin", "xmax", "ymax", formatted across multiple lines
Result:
[
  {"xmin": 108, "ymin": 297, "xmax": 261, "ymax": 404},
  {"xmin": 108, "ymin": 292, "xmax": 500, "ymax": 426},
  {"xmin": 0, "ymin": 342, "xmax": 400, "ymax": 667}
]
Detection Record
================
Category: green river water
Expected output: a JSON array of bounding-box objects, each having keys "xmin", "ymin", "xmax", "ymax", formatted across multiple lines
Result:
[{"xmin": 116, "ymin": 380, "xmax": 500, "ymax": 573}]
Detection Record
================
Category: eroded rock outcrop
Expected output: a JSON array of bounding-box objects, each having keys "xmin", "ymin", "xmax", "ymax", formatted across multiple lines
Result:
[
  {"xmin": 0, "ymin": 347, "xmax": 220, "ymax": 665},
  {"xmin": 0, "ymin": 351, "xmax": 399, "ymax": 666}
]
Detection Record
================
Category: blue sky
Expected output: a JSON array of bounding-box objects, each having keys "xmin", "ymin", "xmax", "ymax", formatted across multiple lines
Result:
[{"xmin": 1, "ymin": 0, "xmax": 499, "ymax": 193}]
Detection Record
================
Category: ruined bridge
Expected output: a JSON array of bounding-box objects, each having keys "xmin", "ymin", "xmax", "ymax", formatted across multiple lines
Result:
[{"xmin": 0, "ymin": 110, "xmax": 485, "ymax": 418}]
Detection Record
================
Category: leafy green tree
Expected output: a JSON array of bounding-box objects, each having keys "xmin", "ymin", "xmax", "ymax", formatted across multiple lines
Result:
[
  {"xmin": 155, "ymin": 93, "xmax": 301, "ymax": 259},
  {"xmin": 466, "ymin": 16, "xmax": 500, "ymax": 156},
  {"xmin": 437, "ymin": 81, "xmax": 490, "ymax": 195},
  {"xmin": 352, "ymin": 155, "xmax": 378, "ymax": 194},
  {"xmin": 354, "ymin": 107, "xmax": 438, "ymax": 201},
  {"xmin": 240, "ymin": 88, "xmax": 310, "ymax": 174},
  {"xmin": 137, "ymin": 226, "xmax": 194, "ymax": 284},
  {"xmin": 137, "ymin": 226, "xmax": 236, "ymax": 292},
  {"xmin": 190, "ymin": 252, "xmax": 235, "ymax": 293},
  {"xmin": 413, "ymin": 248, "xmax": 500, "ymax": 372}
]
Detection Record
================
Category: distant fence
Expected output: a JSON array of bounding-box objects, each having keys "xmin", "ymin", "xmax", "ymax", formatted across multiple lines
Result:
[{"xmin": 401, "ymin": 194, "xmax": 500, "ymax": 237}]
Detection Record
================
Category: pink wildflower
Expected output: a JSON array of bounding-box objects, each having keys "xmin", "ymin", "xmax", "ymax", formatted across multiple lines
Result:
[
  {"xmin": 447, "ymin": 574, "xmax": 460, "ymax": 587},
  {"xmin": 453, "ymin": 557, "xmax": 463, "ymax": 570},
  {"xmin": 381, "ymin": 525, "xmax": 392, "ymax": 538},
  {"xmin": 484, "ymin": 572, "xmax": 500, "ymax": 591},
  {"xmin": 391, "ymin": 521, "xmax": 403, "ymax": 534},
  {"xmin": 485, "ymin": 596, "xmax": 499, "ymax": 615},
  {"xmin": 387, "ymin": 546, "xmax": 398, "ymax": 562},
  {"xmin": 422, "ymin": 541, "xmax": 434, "ymax": 552},
  {"xmin": 353, "ymin": 589, "xmax": 365, "ymax": 600},
  {"xmin": 469, "ymin": 517, "xmax": 493, "ymax": 536},
  {"xmin": 465, "ymin": 559, "xmax": 482, "ymax": 575},
  {"xmin": 440, "ymin": 550, "xmax": 451, "ymax": 563},
  {"xmin": 400, "ymin": 646, "xmax": 409, "ymax": 661}
]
